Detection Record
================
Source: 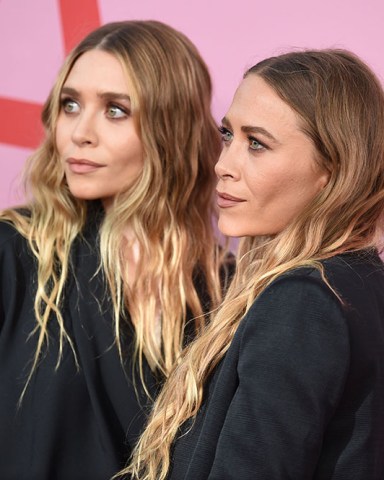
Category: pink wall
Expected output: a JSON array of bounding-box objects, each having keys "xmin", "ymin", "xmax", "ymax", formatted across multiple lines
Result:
[{"xmin": 1, "ymin": 0, "xmax": 383, "ymax": 208}]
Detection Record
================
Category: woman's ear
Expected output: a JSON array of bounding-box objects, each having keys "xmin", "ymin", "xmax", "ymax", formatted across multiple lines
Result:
[{"xmin": 318, "ymin": 169, "xmax": 331, "ymax": 190}]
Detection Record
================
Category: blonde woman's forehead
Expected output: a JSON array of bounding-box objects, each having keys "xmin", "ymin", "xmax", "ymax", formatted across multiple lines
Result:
[
  {"xmin": 62, "ymin": 50, "xmax": 135, "ymax": 98},
  {"xmin": 227, "ymin": 75, "xmax": 307, "ymax": 145}
]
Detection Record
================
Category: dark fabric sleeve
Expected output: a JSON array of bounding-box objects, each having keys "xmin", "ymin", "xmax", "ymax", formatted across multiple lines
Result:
[
  {"xmin": 0, "ymin": 222, "xmax": 23, "ymax": 331},
  {"xmin": 0, "ymin": 237, "xmax": 4, "ymax": 326},
  {"xmin": 207, "ymin": 274, "xmax": 350, "ymax": 480}
]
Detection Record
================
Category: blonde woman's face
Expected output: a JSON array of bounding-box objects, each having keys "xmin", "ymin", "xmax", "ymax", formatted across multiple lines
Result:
[
  {"xmin": 215, "ymin": 74, "xmax": 329, "ymax": 237},
  {"xmin": 56, "ymin": 49, "xmax": 143, "ymax": 210}
]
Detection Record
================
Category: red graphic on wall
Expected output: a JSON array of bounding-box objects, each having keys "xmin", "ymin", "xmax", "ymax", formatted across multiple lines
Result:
[{"xmin": 0, "ymin": 0, "xmax": 101, "ymax": 150}]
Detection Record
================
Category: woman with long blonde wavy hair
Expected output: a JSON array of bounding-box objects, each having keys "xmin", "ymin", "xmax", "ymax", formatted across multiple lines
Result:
[
  {"xmin": 0, "ymin": 20, "xmax": 232, "ymax": 479},
  {"xmin": 125, "ymin": 49, "xmax": 384, "ymax": 480}
]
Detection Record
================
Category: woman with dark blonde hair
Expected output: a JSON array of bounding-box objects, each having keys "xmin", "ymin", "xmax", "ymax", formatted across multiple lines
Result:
[
  {"xmin": 0, "ymin": 20, "xmax": 232, "ymax": 479},
  {"xmin": 126, "ymin": 49, "xmax": 384, "ymax": 479}
]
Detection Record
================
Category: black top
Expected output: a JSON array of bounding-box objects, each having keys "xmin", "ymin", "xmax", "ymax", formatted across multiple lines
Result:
[
  {"xmin": 0, "ymin": 206, "xmax": 233, "ymax": 480},
  {"xmin": 169, "ymin": 252, "xmax": 384, "ymax": 480}
]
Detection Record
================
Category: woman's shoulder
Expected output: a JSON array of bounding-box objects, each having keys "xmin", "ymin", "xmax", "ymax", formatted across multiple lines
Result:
[
  {"xmin": 254, "ymin": 265, "xmax": 340, "ymax": 316},
  {"xmin": 321, "ymin": 249, "xmax": 384, "ymax": 280},
  {"xmin": 0, "ymin": 219, "xmax": 34, "ymax": 283},
  {"xmin": 0, "ymin": 209, "xmax": 31, "ymax": 250},
  {"xmin": 233, "ymin": 258, "xmax": 351, "ymax": 369},
  {"xmin": 271, "ymin": 250, "xmax": 384, "ymax": 289},
  {"xmin": 243, "ymin": 250, "xmax": 384, "ymax": 330},
  {"xmin": 0, "ymin": 219, "xmax": 23, "ymax": 246}
]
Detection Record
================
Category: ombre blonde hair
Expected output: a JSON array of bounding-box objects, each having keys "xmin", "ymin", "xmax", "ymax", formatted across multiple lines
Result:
[
  {"xmin": 1, "ymin": 21, "xmax": 227, "ymax": 398},
  {"xmin": 125, "ymin": 49, "xmax": 384, "ymax": 479}
]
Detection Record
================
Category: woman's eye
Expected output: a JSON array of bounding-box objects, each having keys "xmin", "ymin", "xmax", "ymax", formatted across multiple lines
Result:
[
  {"xmin": 218, "ymin": 126, "xmax": 233, "ymax": 143},
  {"xmin": 61, "ymin": 98, "xmax": 79, "ymax": 114},
  {"xmin": 107, "ymin": 105, "xmax": 127, "ymax": 119},
  {"xmin": 249, "ymin": 137, "xmax": 265, "ymax": 151}
]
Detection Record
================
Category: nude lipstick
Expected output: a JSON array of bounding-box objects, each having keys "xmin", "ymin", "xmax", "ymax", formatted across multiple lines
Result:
[
  {"xmin": 216, "ymin": 191, "xmax": 246, "ymax": 208},
  {"xmin": 66, "ymin": 158, "xmax": 105, "ymax": 174}
]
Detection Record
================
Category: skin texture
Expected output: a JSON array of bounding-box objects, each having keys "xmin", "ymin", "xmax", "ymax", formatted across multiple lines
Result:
[
  {"xmin": 56, "ymin": 49, "xmax": 144, "ymax": 211},
  {"xmin": 215, "ymin": 74, "xmax": 329, "ymax": 237}
]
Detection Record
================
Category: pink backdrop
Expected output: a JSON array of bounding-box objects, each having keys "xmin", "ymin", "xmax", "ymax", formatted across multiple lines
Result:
[{"xmin": 1, "ymin": 0, "xmax": 383, "ymax": 208}]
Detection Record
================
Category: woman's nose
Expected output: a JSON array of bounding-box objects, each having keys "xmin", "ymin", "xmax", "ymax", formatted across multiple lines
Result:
[
  {"xmin": 71, "ymin": 112, "xmax": 98, "ymax": 147},
  {"xmin": 214, "ymin": 145, "xmax": 240, "ymax": 180}
]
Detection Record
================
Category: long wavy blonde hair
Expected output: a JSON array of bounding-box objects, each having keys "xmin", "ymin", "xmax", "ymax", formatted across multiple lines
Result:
[
  {"xmin": 125, "ymin": 49, "xmax": 384, "ymax": 479},
  {"xmin": 1, "ymin": 21, "xmax": 226, "ymax": 398}
]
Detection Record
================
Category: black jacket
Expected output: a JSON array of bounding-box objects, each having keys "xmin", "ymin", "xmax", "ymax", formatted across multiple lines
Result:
[
  {"xmin": 0, "ymin": 216, "xmax": 156, "ymax": 480},
  {"xmin": 169, "ymin": 252, "xmax": 384, "ymax": 479}
]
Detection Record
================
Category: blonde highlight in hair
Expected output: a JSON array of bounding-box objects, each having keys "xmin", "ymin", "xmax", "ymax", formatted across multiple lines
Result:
[
  {"xmin": 1, "ymin": 20, "xmax": 226, "ymax": 399},
  {"xmin": 125, "ymin": 49, "xmax": 384, "ymax": 479}
]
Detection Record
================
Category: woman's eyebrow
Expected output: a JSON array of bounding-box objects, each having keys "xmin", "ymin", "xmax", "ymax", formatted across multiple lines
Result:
[
  {"xmin": 241, "ymin": 125, "xmax": 279, "ymax": 144},
  {"xmin": 60, "ymin": 86, "xmax": 79, "ymax": 97},
  {"xmin": 60, "ymin": 86, "xmax": 131, "ymax": 103},
  {"xmin": 221, "ymin": 116, "xmax": 279, "ymax": 144},
  {"xmin": 98, "ymin": 91, "xmax": 131, "ymax": 102}
]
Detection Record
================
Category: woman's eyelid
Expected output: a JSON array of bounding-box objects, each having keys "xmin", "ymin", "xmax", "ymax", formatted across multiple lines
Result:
[
  {"xmin": 218, "ymin": 125, "xmax": 230, "ymax": 133},
  {"xmin": 248, "ymin": 135, "xmax": 268, "ymax": 151},
  {"xmin": 61, "ymin": 97, "xmax": 80, "ymax": 113},
  {"xmin": 218, "ymin": 125, "xmax": 233, "ymax": 142},
  {"xmin": 107, "ymin": 103, "xmax": 129, "ymax": 118},
  {"xmin": 61, "ymin": 94, "xmax": 79, "ymax": 104},
  {"xmin": 219, "ymin": 124, "xmax": 267, "ymax": 151}
]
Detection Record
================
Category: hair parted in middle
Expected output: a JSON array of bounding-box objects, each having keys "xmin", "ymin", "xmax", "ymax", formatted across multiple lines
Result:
[
  {"xmin": 2, "ymin": 20, "xmax": 226, "ymax": 396},
  {"xmin": 124, "ymin": 48, "xmax": 384, "ymax": 480}
]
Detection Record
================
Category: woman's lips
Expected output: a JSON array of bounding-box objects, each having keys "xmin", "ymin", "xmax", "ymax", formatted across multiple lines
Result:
[
  {"xmin": 66, "ymin": 158, "xmax": 105, "ymax": 174},
  {"xmin": 216, "ymin": 191, "xmax": 246, "ymax": 208}
]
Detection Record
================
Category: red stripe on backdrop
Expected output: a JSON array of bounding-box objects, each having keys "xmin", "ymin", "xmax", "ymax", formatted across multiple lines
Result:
[
  {"xmin": 0, "ymin": 1, "xmax": 101, "ymax": 149},
  {"xmin": 58, "ymin": 0, "xmax": 101, "ymax": 54},
  {"xmin": 0, "ymin": 97, "xmax": 44, "ymax": 150}
]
